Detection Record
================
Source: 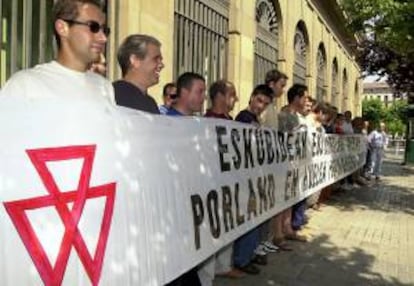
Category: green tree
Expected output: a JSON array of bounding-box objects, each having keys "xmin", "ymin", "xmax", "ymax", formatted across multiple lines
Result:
[
  {"xmin": 342, "ymin": 0, "xmax": 414, "ymax": 94},
  {"xmin": 385, "ymin": 99, "xmax": 408, "ymax": 136},
  {"xmin": 362, "ymin": 98, "xmax": 386, "ymax": 127},
  {"xmin": 387, "ymin": 99, "xmax": 408, "ymax": 124},
  {"xmin": 362, "ymin": 98, "xmax": 407, "ymax": 136}
]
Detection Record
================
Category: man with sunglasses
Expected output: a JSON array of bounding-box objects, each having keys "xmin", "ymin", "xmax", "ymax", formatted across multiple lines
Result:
[
  {"xmin": 1, "ymin": 0, "xmax": 114, "ymax": 104},
  {"xmin": 159, "ymin": 82, "xmax": 178, "ymax": 115}
]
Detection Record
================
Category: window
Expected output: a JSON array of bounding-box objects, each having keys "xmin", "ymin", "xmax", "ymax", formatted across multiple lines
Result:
[
  {"xmin": 342, "ymin": 68, "xmax": 348, "ymax": 111},
  {"xmin": 1, "ymin": 0, "xmax": 55, "ymax": 87},
  {"xmin": 293, "ymin": 22, "xmax": 308, "ymax": 85},
  {"xmin": 354, "ymin": 81, "xmax": 359, "ymax": 113},
  {"xmin": 331, "ymin": 58, "xmax": 338, "ymax": 107},
  {"xmin": 316, "ymin": 43, "xmax": 327, "ymax": 101},
  {"xmin": 254, "ymin": 0, "xmax": 280, "ymax": 85},
  {"xmin": 173, "ymin": 0, "xmax": 229, "ymax": 87}
]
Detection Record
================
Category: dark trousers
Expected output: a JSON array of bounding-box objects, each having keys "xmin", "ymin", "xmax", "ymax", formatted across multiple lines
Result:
[
  {"xmin": 165, "ymin": 268, "xmax": 201, "ymax": 286},
  {"xmin": 291, "ymin": 200, "xmax": 306, "ymax": 230},
  {"xmin": 233, "ymin": 227, "xmax": 260, "ymax": 267},
  {"xmin": 364, "ymin": 148, "xmax": 372, "ymax": 173}
]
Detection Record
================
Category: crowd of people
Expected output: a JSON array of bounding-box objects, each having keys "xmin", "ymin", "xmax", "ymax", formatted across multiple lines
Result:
[{"xmin": 0, "ymin": 1, "xmax": 389, "ymax": 285}]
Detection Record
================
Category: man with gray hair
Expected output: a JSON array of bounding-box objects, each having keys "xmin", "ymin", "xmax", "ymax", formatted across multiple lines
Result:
[{"xmin": 113, "ymin": 34, "xmax": 164, "ymax": 113}]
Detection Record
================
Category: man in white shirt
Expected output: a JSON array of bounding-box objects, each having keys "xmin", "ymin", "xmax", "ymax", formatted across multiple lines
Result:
[
  {"xmin": 368, "ymin": 122, "xmax": 388, "ymax": 180},
  {"xmin": 342, "ymin": 111, "xmax": 354, "ymax": 134},
  {"xmin": 1, "ymin": 0, "xmax": 114, "ymax": 105}
]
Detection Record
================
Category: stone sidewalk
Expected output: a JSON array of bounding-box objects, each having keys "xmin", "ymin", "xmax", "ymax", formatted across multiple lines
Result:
[{"xmin": 213, "ymin": 157, "xmax": 414, "ymax": 286}]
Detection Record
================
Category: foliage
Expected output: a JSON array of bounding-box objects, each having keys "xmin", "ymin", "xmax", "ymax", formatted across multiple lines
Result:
[
  {"xmin": 341, "ymin": 0, "xmax": 414, "ymax": 95},
  {"xmin": 362, "ymin": 98, "xmax": 408, "ymax": 136},
  {"xmin": 362, "ymin": 98, "xmax": 386, "ymax": 126}
]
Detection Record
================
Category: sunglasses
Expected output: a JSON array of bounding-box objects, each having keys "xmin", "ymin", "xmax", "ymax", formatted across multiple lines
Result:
[
  {"xmin": 169, "ymin": 94, "xmax": 178, "ymax": 99},
  {"xmin": 62, "ymin": 19, "xmax": 111, "ymax": 36}
]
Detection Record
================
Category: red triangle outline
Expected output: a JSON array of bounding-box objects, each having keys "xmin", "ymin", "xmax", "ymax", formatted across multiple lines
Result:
[{"xmin": 3, "ymin": 145, "xmax": 116, "ymax": 286}]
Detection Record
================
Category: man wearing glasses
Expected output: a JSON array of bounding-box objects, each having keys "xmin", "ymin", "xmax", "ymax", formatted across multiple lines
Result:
[
  {"xmin": 159, "ymin": 83, "xmax": 177, "ymax": 115},
  {"xmin": 1, "ymin": 0, "xmax": 114, "ymax": 104}
]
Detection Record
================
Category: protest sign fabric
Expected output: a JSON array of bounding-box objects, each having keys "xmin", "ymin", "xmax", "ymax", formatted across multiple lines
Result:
[{"xmin": 0, "ymin": 97, "xmax": 366, "ymax": 285}]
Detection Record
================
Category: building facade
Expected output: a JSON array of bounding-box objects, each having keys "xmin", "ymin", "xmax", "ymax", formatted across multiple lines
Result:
[
  {"xmin": 0, "ymin": 0, "xmax": 362, "ymax": 115},
  {"xmin": 362, "ymin": 82, "xmax": 399, "ymax": 108}
]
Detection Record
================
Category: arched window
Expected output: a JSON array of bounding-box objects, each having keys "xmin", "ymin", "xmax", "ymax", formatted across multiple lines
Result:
[
  {"xmin": 342, "ymin": 68, "xmax": 348, "ymax": 111},
  {"xmin": 293, "ymin": 22, "xmax": 308, "ymax": 85},
  {"xmin": 316, "ymin": 43, "xmax": 327, "ymax": 101},
  {"xmin": 331, "ymin": 58, "xmax": 339, "ymax": 107},
  {"xmin": 173, "ymin": 0, "xmax": 229, "ymax": 87},
  {"xmin": 254, "ymin": 0, "xmax": 280, "ymax": 85},
  {"xmin": 354, "ymin": 81, "xmax": 360, "ymax": 114}
]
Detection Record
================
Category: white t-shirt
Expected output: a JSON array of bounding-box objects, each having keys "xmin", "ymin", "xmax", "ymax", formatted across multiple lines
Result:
[
  {"xmin": 261, "ymin": 103, "xmax": 279, "ymax": 129},
  {"xmin": 342, "ymin": 121, "xmax": 354, "ymax": 134},
  {"xmin": 0, "ymin": 61, "xmax": 115, "ymax": 105},
  {"xmin": 368, "ymin": 130, "xmax": 388, "ymax": 149}
]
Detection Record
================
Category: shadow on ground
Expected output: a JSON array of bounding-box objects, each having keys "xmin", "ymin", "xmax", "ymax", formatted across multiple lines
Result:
[
  {"xmin": 214, "ymin": 232, "xmax": 411, "ymax": 286},
  {"xmin": 329, "ymin": 160, "xmax": 414, "ymax": 215},
  {"xmin": 214, "ymin": 159, "xmax": 414, "ymax": 286}
]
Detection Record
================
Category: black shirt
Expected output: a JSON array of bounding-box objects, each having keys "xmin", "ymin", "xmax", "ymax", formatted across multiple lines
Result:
[
  {"xmin": 235, "ymin": 109, "xmax": 259, "ymax": 125},
  {"xmin": 113, "ymin": 80, "xmax": 160, "ymax": 114}
]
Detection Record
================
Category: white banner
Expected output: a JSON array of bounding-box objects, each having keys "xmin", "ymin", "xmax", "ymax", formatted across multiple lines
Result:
[{"xmin": 0, "ymin": 96, "xmax": 366, "ymax": 285}]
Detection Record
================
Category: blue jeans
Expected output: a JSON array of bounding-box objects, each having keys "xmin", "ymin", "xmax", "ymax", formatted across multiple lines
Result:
[
  {"xmin": 370, "ymin": 147, "xmax": 384, "ymax": 177},
  {"xmin": 233, "ymin": 227, "xmax": 260, "ymax": 267},
  {"xmin": 291, "ymin": 200, "xmax": 306, "ymax": 230}
]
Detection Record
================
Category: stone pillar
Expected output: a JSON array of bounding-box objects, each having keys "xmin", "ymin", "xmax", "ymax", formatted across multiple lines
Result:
[
  {"xmin": 227, "ymin": 0, "xmax": 256, "ymax": 113},
  {"xmin": 108, "ymin": 0, "xmax": 174, "ymax": 103}
]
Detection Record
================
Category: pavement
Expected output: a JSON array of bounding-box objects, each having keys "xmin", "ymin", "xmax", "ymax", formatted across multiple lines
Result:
[{"xmin": 213, "ymin": 155, "xmax": 414, "ymax": 286}]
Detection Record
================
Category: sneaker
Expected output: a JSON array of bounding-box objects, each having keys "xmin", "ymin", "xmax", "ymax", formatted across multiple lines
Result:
[
  {"xmin": 254, "ymin": 244, "xmax": 267, "ymax": 256},
  {"xmin": 261, "ymin": 241, "xmax": 279, "ymax": 253}
]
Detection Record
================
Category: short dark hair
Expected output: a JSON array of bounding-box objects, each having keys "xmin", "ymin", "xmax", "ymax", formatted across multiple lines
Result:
[
  {"xmin": 53, "ymin": 0, "xmax": 103, "ymax": 48},
  {"xmin": 117, "ymin": 34, "xmax": 161, "ymax": 77},
  {"xmin": 252, "ymin": 84, "xmax": 273, "ymax": 100},
  {"xmin": 163, "ymin": 82, "xmax": 176, "ymax": 97},
  {"xmin": 265, "ymin": 69, "xmax": 288, "ymax": 85},
  {"xmin": 209, "ymin": 80, "xmax": 229, "ymax": 102},
  {"xmin": 287, "ymin": 84, "xmax": 308, "ymax": 104},
  {"xmin": 176, "ymin": 72, "xmax": 205, "ymax": 97},
  {"xmin": 312, "ymin": 101, "xmax": 328, "ymax": 114}
]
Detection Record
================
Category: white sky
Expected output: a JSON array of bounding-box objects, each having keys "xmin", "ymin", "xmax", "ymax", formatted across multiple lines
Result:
[{"xmin": 363, "ymin": 74, "xmax": 387, "ymax": 83}]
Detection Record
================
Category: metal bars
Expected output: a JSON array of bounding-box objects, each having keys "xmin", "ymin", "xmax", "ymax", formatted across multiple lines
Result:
[
  {"xmin": 331, "ymin": 58, "xmax": 338, "ymax": 107},
  {"xmin": 316, "ymin": 45, "xmax": 327, "ymax": 101},
  {"xmin": 254, "ymin": 0, "xmax": 279, "ymax": 85},
  {"xmin": 342, "ymin": 69, "xmax": 348, "ymax": 111},
  {"xmin": 293, "ymin": 28, "xmax": 307, "ymax": 85},
  {"xmin": 173, "ymin": 0, "xmax": 229, "ymax": 87},
  {"xmin": 0, "ymin": 0, "xmax": 55, "ymax": 87}
]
